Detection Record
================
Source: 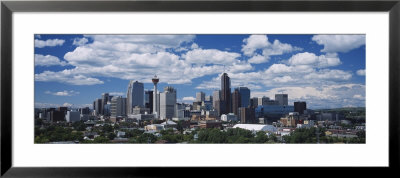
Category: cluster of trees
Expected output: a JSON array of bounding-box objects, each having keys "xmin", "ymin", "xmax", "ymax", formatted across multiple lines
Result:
[
  {"xmin": 283, "ymin": 127, "xmax": 365, "ymax": 144},
  {"xmin": 196, "ymin": 128, "xmax": 277, "ymax": 143},
  {"xmin": 35, "ymin": 125, "xmax": 84, "ymax": 143},
  {"xmin": 282, "ymin": 127, "xmax": 323, "ymax": 143}
]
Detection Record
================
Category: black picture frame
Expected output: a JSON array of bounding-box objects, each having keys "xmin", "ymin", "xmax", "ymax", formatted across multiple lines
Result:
[{"xmin": 1, "ymin": 0, "xmax": 399, "ymax": 177}]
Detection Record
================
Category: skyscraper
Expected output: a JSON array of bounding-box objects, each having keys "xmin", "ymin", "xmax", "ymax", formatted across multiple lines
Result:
[
  {"xmin": 126, "ymin": 80, "xmax": 144, "ymax": 115},
  {"xmin": 237, "ymin": 87, "xmax": 250, "ymax": 108},
  {"xmin": 101, "ymin": 93, "xmax": 109, "ymax": 115},
  {"xmin": 240, "ymin": 107, "xmax": 256, "ymax": 124},
  {"xmin": 160, "ymin": 86, "xmax": 176, "ymax": 120},
  {"xmin": 94, "ymin": 98, "xmax": 102, "ymax": 116},
  {"xmin": 145, "ymin": 90, "xmax": 154, "ymax": 114},
  {"xmin": 213, "ymin": 90, "xmax": 221, "ymax": 116},
  {"xmin": 196, "ymin": 92, "xmax": 205, "ymax": 102},
  {"xmin": 275, "ymin": 94, "xmax": 288, "ymax": 106},
  {"xmin": 258, "ymin": 96, "xmax": 270, "ymax": 106},
  {"xmin": 152, "ymin": 75, "xmax": 160, "ymax": 118},
  {"xmin": 205, "ymin": 95, "xmax": 213, "ymax": 102},
  {"xmin": 232, "ymin": 89, "xmax": 240, "ymax": 116},
  {"xmin": 221, "ymin": 73, "xmax": 231, "ymax": 114},
  {"xmin": 111, "ymin": 96, "xmax": 126, "ymax": 118}
]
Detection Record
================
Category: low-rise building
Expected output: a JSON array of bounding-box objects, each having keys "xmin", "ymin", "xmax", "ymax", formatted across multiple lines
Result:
[
  {"xmin": 221, "ymin": 113, "xmax": 238, "ymax": 122},
  {"xmin": 199, "ymin": 120, "xmax": 222, "ymax": 129}
]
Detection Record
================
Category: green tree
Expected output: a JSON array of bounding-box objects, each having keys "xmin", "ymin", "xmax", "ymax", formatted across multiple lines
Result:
[{"xmin": 93, "ymin": 136, "xmax": 110, "ymax": 143}]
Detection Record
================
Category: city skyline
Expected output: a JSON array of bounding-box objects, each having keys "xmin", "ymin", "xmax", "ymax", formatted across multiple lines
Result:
[{"xmin": 34, "ymin": 34, "xmax": 366, "ymax": 109}]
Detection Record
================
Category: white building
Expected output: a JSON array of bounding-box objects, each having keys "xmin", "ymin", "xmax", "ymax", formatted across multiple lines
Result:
[
  {"xmin": 66, "ymin": 111, "xmax": 80, "ymax": 122},
  {"xmin": 196, "ymin": 92, "xmax": 205, "ymax": 102},
  {"xmin": 160, "ymin": 86, "xmax": 176, "ymax": 120},
  {"xmin": 232, "ymin": 124, "xmax": 277, "ymax": 133},
  {"xmin": 221, "ymin": 113, "xmax": 238, "ymax": 122}
]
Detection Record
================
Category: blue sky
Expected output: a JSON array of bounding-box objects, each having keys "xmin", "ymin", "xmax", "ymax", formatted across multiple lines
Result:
[{"xmin": 34, "ymin": 34, "xmax": 365, "ymax": 109}]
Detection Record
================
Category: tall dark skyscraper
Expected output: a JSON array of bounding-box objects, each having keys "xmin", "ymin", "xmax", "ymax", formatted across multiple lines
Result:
[
  {"xmin": 145, "ymin": 90, "xmax": 154, "ymax": 114},
  {"xmin": 221, "ymin": 73, "xmax": 231, "ymax": 114},
  {"xmin": 232, "ymin": 89, "xmax": 240, "ymax": 116}
]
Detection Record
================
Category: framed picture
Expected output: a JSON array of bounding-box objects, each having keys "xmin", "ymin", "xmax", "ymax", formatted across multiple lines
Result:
[{"xmin": 1, "ymin": 0, "xmax": 399, "ymax": 177}]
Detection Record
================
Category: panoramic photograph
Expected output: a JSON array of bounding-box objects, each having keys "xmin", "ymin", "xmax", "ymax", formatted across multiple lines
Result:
[{"xmin": 34, "ymin": 34, "xmax": 366, "ymax": 144}]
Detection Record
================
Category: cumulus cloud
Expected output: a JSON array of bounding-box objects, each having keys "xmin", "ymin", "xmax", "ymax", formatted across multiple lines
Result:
[
  {"xmin": 45, "ymin": 90, "xmax": 80, "ymax": 96},
  {"xmin": 287, "ymin": 52, "xmax": 341, "ymax": 68},
  {"xmin": 35, "ymin": 70, "xmax": 104, "ymax": 85},
  {"xmin": 251, "ymin": 84, "xmax": 365, "ymax": 108},
  {"xmin": 36, "ymin": 35, "xmax": 254, "ymax": 86},
  {"xmin": 356, "ymin": 69, "xmax": 366, "ymax": 76},
  {"xmin": 72, "ymin": 37, "xmax": 89, "ymax": 46},
  {"xmin": 35, "ymin": 39, "xmax": 65, "ymax": 48},
  {"xmin": 312, "ymin": 35, "xmax": 365, "ymax": 53},
  {"xmin": 35, "ymin": 54, "xmax": 67, "ymax": 66},
  {"xmin": 184, "ymin": 48, "xmax": 241, "ymax": 65},
  {"xmin": 242, "ymin": 35, "xmax": 302, "ymax": 64}
]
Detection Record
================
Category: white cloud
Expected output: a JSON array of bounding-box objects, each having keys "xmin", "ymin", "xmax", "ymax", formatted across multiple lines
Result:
[
  {"xmin": 287, "ymin": 52, "xmax": 341, "ymax": 68},
  {"xmin": 35, "ymin": 70, "xmax": 104, "ymax": 85},
  {"xmin": 356, "ymin": 69, "xmax": 366, "ymax": 76},
  {"xmin": 45, "ymin": 90, "xmax": 80, "ymax": 96},
  {"xmin": 182, "ymin": 96, "xmax": 196, "ymax": 101},
  {"xmin": 304, "ymin": 69, "xmax": 352, "ymax": 81},
  {"xmin": 242, "ymin": 35, "xmax": 302, "ymax": 64},
  {"xmin": 35, "ymin": 102, "xmax": 91, "ymax": 108},
  {"xmin": 62, "ymin": 102, "xmax": 73, "ymax": 107},
  {"xmin": 37, "ymin": 35, "xmax": 254, "ymax": 86},
  {"xmin": 184, "ymin": 48, "xmax": 241, "ymax": 65},
  {"xmin": 248, "ymin": 55, "xmax": 270, "ymax": 64},
  {"xmin": 73, "ymin": 37, "xmax": 89, "ymax": 46},
  {"xmin": 251, "ymin": 84, "xmax": 365, "ymax": 108},
  {"xmin": 35, "ymin": 39, "xmax": 65, "ymax": 48},
  {"xmin": 35, "ymin": 54, "xmax": 67, "ymax": 66},
  {"xmin": 312, "ymin": 35, "xmax": 365, "ymax": 53},
  {"xmin": 353, "ymin": 94, "xmax": 365, "ymax": 99},
  {"xmin": 191, "ymin": 43, "xmax": 199, "ymax": 49},
  {"xmin": 273, "ymin": 76, "xmax": 294, "ymax": 83}
]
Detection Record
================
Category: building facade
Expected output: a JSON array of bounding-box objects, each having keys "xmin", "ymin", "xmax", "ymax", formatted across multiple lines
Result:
[
  {"xmin": 232, "ymin": 89, "xmax": 240, "ymax": 116},
  {"xmin": 237, "ymin": 87, "xmax": 250, "ymax": 108},
  {"xmin": 294, "ymin": 101, "xmax": 307, "ymax": 115},
  {"xmin": 196, "ymin": 92, "xmax": 205, "ymax": 102},
  {"xmin": 159, "ymin": 86, "xmax": 176, "ymax": 120},
  {"xmin": 221, "ymin": 73, "xmax": 231, "ymax": 114},
  {"xmin": 126, "ymin": 80, "xmax": 144, "ymax": 115},
  {"xmin": 275, "ymin": 94, "xmax": 288, "ymax": 106},
  {"xmin": 145, "ymin": 90, "xmax": 154, "ymax": 114}
]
